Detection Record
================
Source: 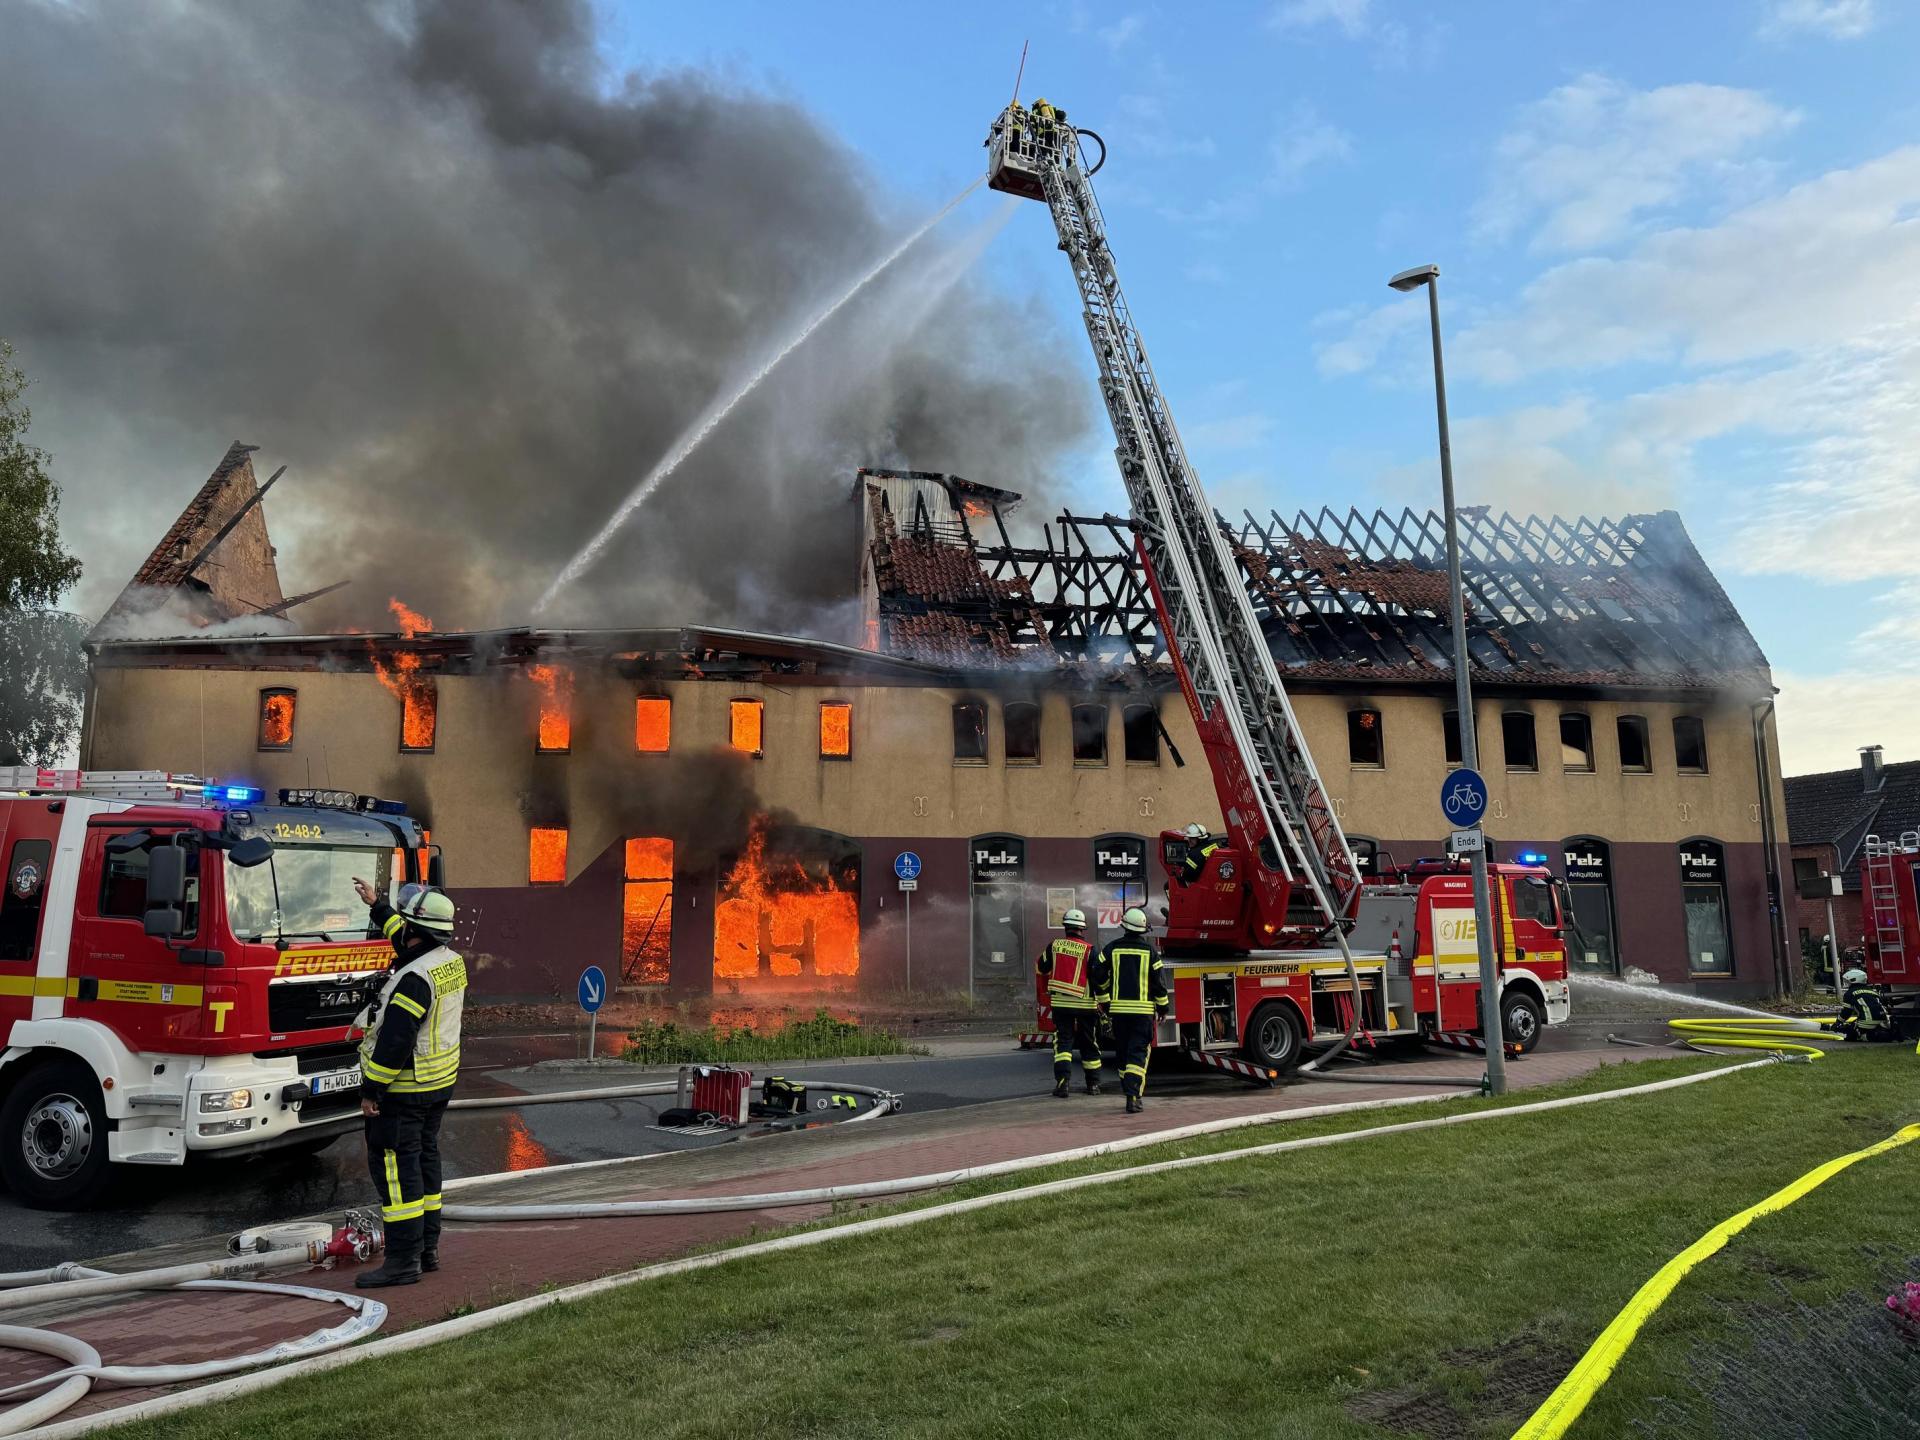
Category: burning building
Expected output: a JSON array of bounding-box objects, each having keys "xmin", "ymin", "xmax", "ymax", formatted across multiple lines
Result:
[{"xmin": 80, "ymin": 448, "xmax": 1795, "ymax": 1002}]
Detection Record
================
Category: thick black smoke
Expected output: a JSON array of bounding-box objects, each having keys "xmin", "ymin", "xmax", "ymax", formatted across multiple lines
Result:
[{"xmin": 0, "ymin": 0, "xmax": 1090, "ymax": 635}]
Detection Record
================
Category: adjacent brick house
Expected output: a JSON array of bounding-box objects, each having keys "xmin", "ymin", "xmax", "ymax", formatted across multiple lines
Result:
[{"xmin": 1785, "ymin": 746, "xmax": 1920, "ymax": 967}]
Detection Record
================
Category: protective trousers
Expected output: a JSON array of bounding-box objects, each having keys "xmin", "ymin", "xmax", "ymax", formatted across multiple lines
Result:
[
  {"xmin": 365, "ymin": 1092, "xmax": 450, "ymax": 1264},
  {"xmin": 1051, "ymin": 1007, "xmax": 1103, "ymax": 1082},
  {"xmin": 1112, "ymin": 1014, "xmax": 1154, "ymax": 1100}
]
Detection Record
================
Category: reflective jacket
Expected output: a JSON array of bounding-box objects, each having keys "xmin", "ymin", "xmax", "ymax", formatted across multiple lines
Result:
[
  {"xmin": 1099, "ymin": 935, "xmax": 1171, "ymax": 1016},
  {"xmin": 1037, "ymin": 935, "xmax": 1096, "ymax": 1009},
  {"xmin": 359, "ymin": 942, "xmax": 467, "ymax": 1099},
  {"xmin": 1841, "ymin": 984, "xmax": 1892, "ymax": 1032},
  {"xmin": 1180, "ymin": 838, "xmax": 1221, "ymax": 885}
]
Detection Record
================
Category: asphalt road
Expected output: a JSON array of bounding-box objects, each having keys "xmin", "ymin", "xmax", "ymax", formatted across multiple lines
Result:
[{"xmin": 0, "ymin": 998, "xmax": 1669, "ymax": 1271}]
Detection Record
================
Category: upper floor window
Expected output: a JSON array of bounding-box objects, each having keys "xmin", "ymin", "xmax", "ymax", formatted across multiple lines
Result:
[
  {"xmin": 1071, "ymin": 704, "xmax": 1108, "ymax": 765},
  {"xmin": 1122, "ymin": 704, "xmax": 1160, "ymax": 765},
  {"xmin": 729, "ymin": 699, "xmax": 764, "ymax": 757},
  {"xmin": 529, "ymin": 827, "xmax": 568, "ymax": 885},
  {"xmin": 1348, "ymin": 708, "xmax": 1384, "ymax": 768},
  {"xmin": 819, "ymin": 702, "xmax": 851, "ymax": 759},
  {"xmin": 1617, "ymin": 715, "xmax": 1651, "ymax": 773},
  {"xmin": 1673, "ymin": 715, "xmax": 1708, "ymax": 774},
  {"xmin": 953, "ymin": 702, "xmax": 987, "ymax": 762},
  {"xmin": 635, "ymin": 695, "xmax": 671, "ymax": 754},
  {"xmin": 258, "ymin": 688, "xmax": 296, "ymax": 750},
  {"xmin": 1004, "ymin": 702, "xmax": 1040, "ymax": 764},
  {"xmin": 1442, "ymin": 709, "xmax": 1462, "ymax": 767},
  {"xmin": 1502, "ymin": 711, "xmax": 1538, "ymax": 772},
  {"xmin": 1559, "ymin": 713, "xmax": 1594, "ymax": 772}
]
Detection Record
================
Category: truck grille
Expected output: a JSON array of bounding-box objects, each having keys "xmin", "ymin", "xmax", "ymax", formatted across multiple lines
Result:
[{"xmin": 267, "ymin": 977, "xmax": 382, "ymax": 1033}]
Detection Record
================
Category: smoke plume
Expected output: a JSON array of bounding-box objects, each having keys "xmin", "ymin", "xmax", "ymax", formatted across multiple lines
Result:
[{"xmin": 0, "ymin": 0, "xmax": 1091, "ymax": 636}]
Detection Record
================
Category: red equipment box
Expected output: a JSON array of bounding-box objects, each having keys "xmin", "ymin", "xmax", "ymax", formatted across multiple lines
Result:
[{"xmin": 686, "ymin": 1066, "xmax": 751, "ymax": 1124}]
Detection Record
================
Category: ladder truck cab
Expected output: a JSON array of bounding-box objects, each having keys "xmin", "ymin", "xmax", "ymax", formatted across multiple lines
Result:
[
  {"xmin": 989, "ymin": 101, "xmax": 1572, "ymax": 1080},
  {"xmin": 1860, "ymin": 831, "xmax": 1920, "ymax": 1017},
  {"xmin": 0, "ymin": 769, "xmax": 440, "ymax": 1208}
]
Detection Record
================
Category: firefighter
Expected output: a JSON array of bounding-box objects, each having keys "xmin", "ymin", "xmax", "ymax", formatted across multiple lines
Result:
[
  {"xmin": 1038, "ymin": 908, "xmax": 1102, "ymax": 1097},
  {"xmin": 1836, "ymin": 967, "xmax": 1895, "ymax": 1042},
  {"xmin": 1178, "ymin": 822, "xmax": 1221, "ymax": 886},
  {"xmin": 1098, "ymin": 907, "xmax": 1170, "ymax": 1114},
  {"xmin": 349, "ymin": 877, "xmax": 467, "ymax": 1288}
]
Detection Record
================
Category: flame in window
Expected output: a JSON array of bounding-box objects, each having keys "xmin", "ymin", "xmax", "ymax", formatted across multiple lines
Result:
[
  {"xmin": 371, "ymin": 599, "xmax": 437, "ymax": 750},
  {"xmin": 730, "ymin": 699, "xmax": 763, "ymax": 755},
  {"xmin": 714, "ymin": 819, "xmax": 859, "ymax": 984},
  {"xmin": 526, "ymin": 664, "xmax": 573, "ymax": 752},
  {"xmin": 528, "ymin": 826, "xmax": 567, "ymax": 885},
  {"xmin": 622, "ymin": 837, "xmax": 673, "ymax": 986},
  {"xmin": 259, "ymin": 692, "xmax": 295, "ymax": 748},
  {"xmin": 820, "ymin": 702, "xmax": 851, "ymax": 757},
  {"xmin": 635, "ymin": 696, "xmax": 671, "ymax": 754}
]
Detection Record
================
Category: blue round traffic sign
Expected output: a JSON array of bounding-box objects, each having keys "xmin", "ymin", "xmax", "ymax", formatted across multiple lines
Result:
[
  {"xmin": 893, "ymin": 851, "xmax": 922, "ymax": 881},
  {"xmin": 1440, "ymin": 768, "xmax": 1489, "ymax": 827},
  {"xmin": 577, "ymin": 965, "xmax": 607, "ymax": 1014}
]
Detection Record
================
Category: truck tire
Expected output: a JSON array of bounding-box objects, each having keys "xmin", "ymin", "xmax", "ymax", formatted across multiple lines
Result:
[
  {"xmin": 1244, "ymin": 1003, "xmax": 1304, "ymax": 1073},
  {"xmin": 1500, "ymin": 988, "xmax": 1547, "ymax": 1055},
  {"xmin": 0, "ymin": 1059, "xmax": 114, "ymax": 1210}
]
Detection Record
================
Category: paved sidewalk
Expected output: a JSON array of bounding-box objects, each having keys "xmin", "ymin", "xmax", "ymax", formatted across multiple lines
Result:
[{"xmin": 0, "ymin": 1043, "xmax": 1669, "ymax": 1424}]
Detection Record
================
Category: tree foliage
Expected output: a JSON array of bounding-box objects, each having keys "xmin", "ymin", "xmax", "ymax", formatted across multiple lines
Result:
[{"xmin": 0, "ymin": 340, "xmax": 86, "ymax": 765}]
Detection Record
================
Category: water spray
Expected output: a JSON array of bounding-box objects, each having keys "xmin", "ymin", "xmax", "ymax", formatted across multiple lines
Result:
[{"xmin": 535, "ymin": 176, "xmax": 986, "ymax": 613}]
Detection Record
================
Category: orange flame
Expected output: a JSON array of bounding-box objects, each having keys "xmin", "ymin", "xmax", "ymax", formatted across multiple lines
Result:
[
  {"xmin": 819, "ymin": 702, "xmax": 850, "ymax": 757},
  {"xmin": 528, "ymin": 826, "xmax": 568, "ymax": 885},
  {"xmin": 729, "ymin": 699, "xmax": 763, "ymax": 755},
  {"xmin": 635, "ymin": 696, "xmax": 671, "ymax": 754},
  {"xmin": 959, "ymin": 497, "xmax": 992, "ymax": 520},
  {"xmin": 259, "ymin": 692, "xmax": 295, "ymax": 747},
  {"xmin": 622, "ymin": 837, "xmax": 673, "ymax": 985},
  {"xmin": 526, "ymin": 664, "xmax": 573, "ymax": 752},
  {"xmin": 714, "ymin": 818, "xmax": 859, "ymax": 985},
  {"xmin": 371, "ymin": 598, "xmax": 437, "ymax": 749}
]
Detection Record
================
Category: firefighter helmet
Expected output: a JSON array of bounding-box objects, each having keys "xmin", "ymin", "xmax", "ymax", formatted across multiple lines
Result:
[
  {"xmin": 1843, "ymin": 967, "xmax": 1869, "ymax": 986},
  {"xmin": 397, "ymin": 886, "xmax": 455, "ymax": 937},
  {"xmin": 1183, "ymin": 822, "xmax": 1209, "ymax": 841},
  {"xmin": 1061, "ymin": 908, "xmax": 1087, "ymax": 930},
  {"xmin": 1121, "ymin": 907, "xmax": 1148, "ymax": 934}
]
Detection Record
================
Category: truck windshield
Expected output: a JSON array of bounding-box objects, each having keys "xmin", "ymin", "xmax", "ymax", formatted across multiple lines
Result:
[{"xmin": 226, "ymin": 846, "xmax": 393, "ymax": 944}]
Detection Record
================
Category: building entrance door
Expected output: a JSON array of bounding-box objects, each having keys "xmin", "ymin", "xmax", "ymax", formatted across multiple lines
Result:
[
  {"xmin": 970, "ymin": 835, "xmax": 1025, "ymax": 990},
  {"xmin": 1561, "ymin": 837, "xmax": 1618, "ymax": 974}
]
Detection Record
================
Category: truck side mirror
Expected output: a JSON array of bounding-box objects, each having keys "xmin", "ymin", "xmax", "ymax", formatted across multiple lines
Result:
[
  {"xmin": 227, "ymin": 836, "xmax": 274, "ymax": 868},
  {"xmin": 143, "ymin": 841, "xmax": 188, "ymax": 937},
  {"xmin": 427, "ymin": 851, "xmax": 446, "ymax": 889}
]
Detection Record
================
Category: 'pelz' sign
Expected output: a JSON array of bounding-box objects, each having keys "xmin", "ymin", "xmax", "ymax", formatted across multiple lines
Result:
[
  {"xmin": 1678, "ymin": 842, "xmax": 1724, "ymax": 885},
  {"xmin": 1093, "ymin": 836, "xmax": 1145, "ymax": 882},
  {"xmin": 971, "ymin": 836, "xmax": 1025, "ymax": 882}
]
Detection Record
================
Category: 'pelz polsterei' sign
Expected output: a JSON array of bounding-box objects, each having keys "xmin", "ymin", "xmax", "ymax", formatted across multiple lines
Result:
[
  {"xmin": 971, "ymin": 836, "xmax": 1025, "ymax": 883},
  {"xmin": 1093, "ymin": 836, "xmax": 1145, "ymax": 884}
]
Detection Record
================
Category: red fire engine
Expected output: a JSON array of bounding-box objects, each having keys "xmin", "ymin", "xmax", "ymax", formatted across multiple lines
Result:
[
  {"xmin": 989, "ymin": 102, "xmax": 1570, "ymax": 1078},
  {"xmin": 1861, "ymin": 831, "xmax": 1920, "ymax": 1012},
  {"xmin": 0, "ymin": 769, "xmax": 438, "ymax": 1207}
]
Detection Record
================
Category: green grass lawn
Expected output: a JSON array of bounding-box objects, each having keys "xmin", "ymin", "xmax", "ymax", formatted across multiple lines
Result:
[
  {"xmin": 619, "ymin": 1008, "xmax": 921, "ymax": 1064},
  {"xmin": 108, "ymin": 1049, "xmax": 1920, "ymax": 1439}
]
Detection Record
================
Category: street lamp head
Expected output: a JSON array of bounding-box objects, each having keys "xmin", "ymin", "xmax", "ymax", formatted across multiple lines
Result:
[{"xmin": 1388, "ymin": 264, "xmax": 1440, "ymax": 292}]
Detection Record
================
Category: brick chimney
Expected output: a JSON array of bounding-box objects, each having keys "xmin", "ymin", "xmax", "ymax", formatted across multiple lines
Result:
[{"xmin": 1861, "ymin": 744, "xmax": 1886, "ymax": 793}]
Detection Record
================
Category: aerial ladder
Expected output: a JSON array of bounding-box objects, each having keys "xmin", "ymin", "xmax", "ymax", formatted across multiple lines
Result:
[{"xmin": 985, "ymin": 102, "xmax": 1364, "ymax": 955}]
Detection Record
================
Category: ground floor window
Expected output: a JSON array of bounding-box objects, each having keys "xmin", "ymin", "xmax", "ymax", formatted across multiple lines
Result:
[
  {"xmin": 970, "ymin": 834, "xmax": 1026, "ymax": 987},
  {"xmin": 713, "ymin": 824, "xmax": 860, "ymax": 990},
  {"xmin": 622, "ymin": 838, "xmax": 673, "ymax": 986},
  {"xmin": 1679, "ymin": 838, "xmax": 1732, "ymax": 974},
  {"xmin": 1561, "ymin": 836, "xmax": 1618, "ymax": 973}
]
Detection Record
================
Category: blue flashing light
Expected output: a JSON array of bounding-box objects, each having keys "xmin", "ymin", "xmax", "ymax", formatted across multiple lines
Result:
[
  {"xmin": 1516, "ymin": 851, "xmax": 1549, "ymax": 866},
  {"xmin": 204, "ymin": 784, "xmax": 265, "ymax": 805},
  {"xmin": 356, "ymin": 796, "xmax": 409, "ymax": 816}
]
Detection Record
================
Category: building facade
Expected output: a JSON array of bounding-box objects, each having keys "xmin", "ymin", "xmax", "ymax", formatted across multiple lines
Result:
[{"xmin": 1785, "ymin": 746, "xmax": 1920, "ymax": 968}]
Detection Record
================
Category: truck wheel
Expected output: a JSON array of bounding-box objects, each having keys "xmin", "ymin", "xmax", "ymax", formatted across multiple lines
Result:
[
  {"xmin": 1500, "ymin": 989, "xmax": 1547, "ymax": 1055},
  {"xmin": 1244, "ymin": 1003, "xmax": 1304, "ymax": 1073},
  {"xmin": 0, "ymin": 1060, "xmax": 114, "ymax": 1210}
]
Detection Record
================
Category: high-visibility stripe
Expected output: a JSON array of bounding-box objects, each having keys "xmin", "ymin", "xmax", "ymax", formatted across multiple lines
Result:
[
  {"xmin": 389, "ymin": 991, "xmax": 427, "ymax": 1020},
  {"xmin": 1083, "ymin": 1058, "xmax": 1102, "ymax": 1070},
  {"xmin": 362, "ymin": 1058, "xmax": 403, "ymax": 1083},
  {"xmin": 0, "ymin": 975, "xmax": 204, "ymax": 1006},
  {"xmin": 381, "ymin": 1201, "xmax": 426, "ymax": 1222},
  {"xmin": 389, "ymin": 1074, "xmax": 458, "ymax": 1094},
  {"xmin": 1053, "ymin": 1050, "xmax": 1073, "ymax": 1063},
  {"xmin": 422, "ymin": 1193, "xmax": 442, "ymax": 1212},
  {"xmin": 382, "ymin": 913, "xmax": 405, "ymax": 938}
]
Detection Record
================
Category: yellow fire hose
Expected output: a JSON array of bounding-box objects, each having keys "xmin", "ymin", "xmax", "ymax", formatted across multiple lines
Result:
[
  {"xmin": 1513, "ymin": 1118, "xmax": 1920, "ymax": 1439},
  {"xmin": 1665, "ymin": 1015, "xmax": 1837, "ymax": 1060}
]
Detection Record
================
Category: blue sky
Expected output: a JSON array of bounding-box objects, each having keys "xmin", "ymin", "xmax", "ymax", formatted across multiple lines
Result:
[{"xmin": 612, "ymin": 0, "xmax": 1920, "ymax": 773}]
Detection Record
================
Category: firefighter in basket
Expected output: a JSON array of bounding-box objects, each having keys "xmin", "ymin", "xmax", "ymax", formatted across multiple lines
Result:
[
  {"xmin": 1096, "ymin": 908, "xmax": 1171, "ymax": 1114},
  {"xmin": 1037, "ymin": 908, "xmax": 1103, "ymax": 1098},
  {"xmin": 1836, "ymin": 967, "xmax": 1896, "ymax": 1043},
  {"xmin": 1177, "ymin": 822, "xmax": 1222, "ymax": 886},
  {"xmin": 349, "ymin": 877, "xmax": 468, "ymax": 1287}
]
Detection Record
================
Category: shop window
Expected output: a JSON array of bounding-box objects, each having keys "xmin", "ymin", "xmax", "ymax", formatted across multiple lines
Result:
[
  {"xmin": 1122, "ymin": 705, "xmax": 1159, "ymax": 765},
  {"xmin": 1071, "ymin": 704, "xmax": 1108, "ymax": 765},
  {"xmin": 1348, "ymin": 708, "xmax": 1384, "ymax": 768},
  {"xmin": 953, "ymin": 702, "xmax": 988, "ymax": 762},
  {"xmin": 1678, "ymin": 839, "xmax": 1732, "ymax": 974},
  {"xmin": 1617, "ymin": 715, "xmax": 1651, "ymax": 772},
  {"xmin": 529, "ymin": 827, "xmax": 567, "ymax": 885},
  {"xmin": 635, "ymin": 695, "xmax": 671, "ymax": 754},
  {"xmin": 729, "ymin": 699, "xmax": 764, "ymax": 756},
  {"xmin": 1559, "ymin": 713, "xmax": 1594, "ymax": 772},
  {"xmin": 1502, "ymin": 711, "xmax": 1538, "ymax": 772},
  {"xmin": 1673, "ymin": 715, "xmax": 1708, "ymax": 774},
  {"xmin": 819, "ymin": 702, "xmax": 851, "ymax": 759},
  {"xmin": 1004, "ymin": 702, "xmax": 1040, "ymax": 764},
  {"xmin": 258, "ymin": 689, "xmax": 296, "ymax": 750},
  {"xmin": 0, "ymin": 840, "xmax": 52, "ymax": 961},
  {"xmin": 622, "ymin": 838, "xmax": 673, "ymax": 986},
  {"xmin": 1442, "ymin": 709, "xmax": 1462, "ymax": 767}
]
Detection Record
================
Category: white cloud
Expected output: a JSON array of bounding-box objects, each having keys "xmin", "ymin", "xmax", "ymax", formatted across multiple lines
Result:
[
  {"xmin": 1187, "ymin": 412, "xmax": 1278, "ymax": 451},
  {"xmin": 1477, "ymin": 75, "xmax": 1799, "ymax": 252},
  {"xmin": 1775, "ymin": 669, "xmax": 1920, "ymax": 772},
  {"xmin": 1100, "ymin": 14, "xmax": 1146, "ymax": 50},
  {"xmin": 1761, "ymin": 0, "xmax": 1877, "ymax": 40},
  {"xmin": 1271, "ymin": 102, "xmax": 1354, "ymax": 185},
  {"xmin": 1269, "ymin": 0, "xmax": 1424, "ymax": 65},
  {"xmin": 1270, "ymin": 0, "xmax": 1373, "ymax": 37}
]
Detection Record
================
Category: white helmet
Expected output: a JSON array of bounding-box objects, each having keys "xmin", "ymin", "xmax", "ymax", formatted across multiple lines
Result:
[
  {"xmin": 1842, "ymin": 967, "xmax": 1868, "ymax": 987},
  {"xmin": 1121, "ymin": 907, "xmax": 1148, "ymax": 934},
  {"xmin": 1061, "ymin": 908, "xmax": 1087, "ymax": 930},
  {"xmin": 396, "ymin": 884, "xmax": 455, "ymax": 937},
  {"xmin": 1183, "ymin": 823, "xmax": 1209, "ymax": 841}
]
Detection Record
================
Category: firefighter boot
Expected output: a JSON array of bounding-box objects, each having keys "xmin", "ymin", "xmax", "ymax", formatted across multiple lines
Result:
[
  {"xmin": 356, "ymin": 1218, "xmax": 423, "ymax": 1288},
  {"xmin": 1052, "ymin": 1073, "xmax": 1071, "ymax": 1099},
  {"xmin": 421, "ymin": 1209, "xmax": 442, "ymax": 1273},
  {"xmin": 1085, "ymin": 1074, "xmax": 1103, "ymax": 1095}
]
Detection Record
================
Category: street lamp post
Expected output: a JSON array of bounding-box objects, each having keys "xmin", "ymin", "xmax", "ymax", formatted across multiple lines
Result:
[{"xmin": 1389, "ymin": 264, "xmax": 1507, "ymax": 1096}]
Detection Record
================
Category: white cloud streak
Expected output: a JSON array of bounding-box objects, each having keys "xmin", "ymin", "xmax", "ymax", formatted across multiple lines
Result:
[{"xmin": 1761, "ymin": 0, "xmax": 1877, "ymax": 40}]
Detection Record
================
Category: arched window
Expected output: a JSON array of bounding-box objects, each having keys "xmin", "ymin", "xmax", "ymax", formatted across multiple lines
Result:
[
  {"xmin": 953, "ymin": 701, "xmax": 987, "ymax": 762},
  {"xmin": 1347, "ymin": 708, "xmax": 1384, "ymax": 767},
  {"xmin": 1071, "ymin": 704, "xmax": 1108, "ymax": 765},
  {"xmin": 1678, "ymin": 838, "xmax": 1731, "ymax": 974},
  {"xmin": 1004, "ymin": 701, "xmax": 1040, "ymax": 763},
  {"xmin": 258, "ymin": 688, "xmax": 296, "ymax": 750}
]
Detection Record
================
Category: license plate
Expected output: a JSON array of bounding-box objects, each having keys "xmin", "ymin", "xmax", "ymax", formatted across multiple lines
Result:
[{"xmin": 310, "ymin": 1068, "xmax": 361, "ymax": 1097}]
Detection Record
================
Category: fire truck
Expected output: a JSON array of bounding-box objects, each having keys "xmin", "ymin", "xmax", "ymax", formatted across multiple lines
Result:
[
  {"xmin": 0, "ymin": 769, "xmax": 438, "ymax": 1208},
  {"xmin": 1861, "ymin": 831, "xmax": 1920, "ymax": 1013},
  {"xmin": 988, "ymin": 103, "xmax": 1570, "ymax": 1079}
]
